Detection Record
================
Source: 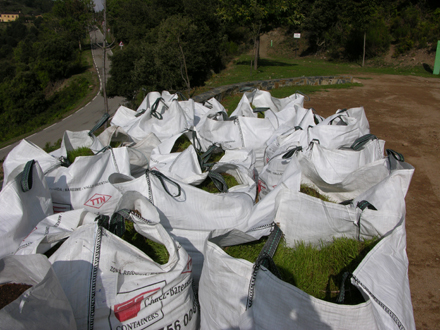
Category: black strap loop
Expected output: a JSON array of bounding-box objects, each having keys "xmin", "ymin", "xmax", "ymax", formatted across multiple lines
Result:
[
  {"xmin": 96, "ymin": 146, "xmax": 111, "ymax": 155},
  {"xmin": 357, "ymin": 200, "xmax": 377, "ymax": 211},
  {"xmin": 208, "ymin": 171, "xmax": 229, "ymax": 193},
  {"xmin": 356, "ymin": 201, "xmax": 376, "ymax": 241},
  {"xmin": 282, "ymin": 146, "xmax": 302, "ymax": 159},
  {"xmin": 252, "ymin": 107, "xmax": 270, "ymax": 113},
  {"xmin": 329, "ymin": 115, "xmax": 348, "ymax": 125},
  {"xmin": 89, "ymin": 113, "xmax": 110, "ymax": 136},
  {"xmin": 336, "ymin": 272, "xmax": 352, "ymax": 303},
  {"xmin": 148, "ymin": 170, "xmax": 181, "ymax": 197},
  {"xmin": 176, "ymin": 91, "xmax": 187, "ymax": 101},
  {"xmin": 386, "ymin": 149, "xmax": 404, "ymax": 162},
  {"xmin": 150, "ymin": 97, "xmax": 168, "ymax": 120},
  {"xmin": 59, "ymin": 156, "xmax": 71, "ymax": 167},
  {"xmin": 247, "ymin": 224, "xmax": 283, "ymax": 309},
  {"xmin": 339, "ymin": 199, "xmax": 353, "ymax": 206},
  {"xmin": 350, "ymin": 134, "xmax": 377, "ymax": 151},
  {"xmin": 21, "ymin": 159, "xmax": 35, "ymax": 192},
  {"xmin": 294, "ymin": 90, "xmax": 310, "ymax": 101},
  {"xmin": 203, "ymin": 101, "xmax": 213, "ymax": 109}
]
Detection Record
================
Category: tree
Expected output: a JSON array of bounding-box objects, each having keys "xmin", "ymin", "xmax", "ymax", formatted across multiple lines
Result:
[
  {"xmin": 217, "ymin": 0, "xmax": 303, "ymax": 69},
  {"xmin": 52, "ymin": 0, "xmax": 94, "ymax": 49},
  {"xmin": 156, "ymin": 14, "xmax": 196, "ymax": 91}
]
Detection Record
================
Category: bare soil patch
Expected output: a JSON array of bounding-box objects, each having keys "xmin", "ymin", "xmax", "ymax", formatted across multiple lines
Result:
[{"xmin": 306, "ymin": 73, "xmax": 440, "ymax": 330}]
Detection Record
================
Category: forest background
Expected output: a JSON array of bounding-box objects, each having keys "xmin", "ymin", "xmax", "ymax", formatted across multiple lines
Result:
[{"xmin": 0, "ymin": 0, "xmax": 439, "ymax": 142}]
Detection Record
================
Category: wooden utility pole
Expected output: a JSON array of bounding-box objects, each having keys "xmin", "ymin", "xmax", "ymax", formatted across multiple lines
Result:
[{"xmin": 103, "ymin": 0, "xmax": 109, "ymax": 119}]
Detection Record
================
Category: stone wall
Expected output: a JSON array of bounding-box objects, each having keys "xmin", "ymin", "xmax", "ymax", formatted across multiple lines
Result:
[{"xmin": 193, "ymin": 75, "xmax": 353, "ymax": 103}]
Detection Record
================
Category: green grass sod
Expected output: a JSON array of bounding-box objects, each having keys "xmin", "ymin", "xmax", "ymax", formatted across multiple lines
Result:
[
  {"xmin": 225, "ymin": 236, "xmax": 379, "ymax": 304},
  {"xmin": 66, "ymin": 147, "xmax": 95, "ymax": 164},
  {"xmin": 121, "ymin": 220, "xmax": 169, "ymax": 265}
]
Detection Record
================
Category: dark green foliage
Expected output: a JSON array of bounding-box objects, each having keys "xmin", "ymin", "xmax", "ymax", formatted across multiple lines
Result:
[
  {"xmin": 107, "ymin": 0, "xmax": 225, "ymax": 101},
  {"xmin": 225, "ymin": 236, "xmax": 380, "ymax": 304}
]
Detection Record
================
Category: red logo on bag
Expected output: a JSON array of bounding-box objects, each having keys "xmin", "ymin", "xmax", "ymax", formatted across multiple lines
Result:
[
  {"xmin": 84, "ymin": 194, "xmax": 112, "ymax": 209},
  {"xmin": 182, "ymin": 257, "xmax": 193, "ymax": 274},
  {"xmin": 114, "ymin": 288, "xmax": 161, "ymax": 322}
]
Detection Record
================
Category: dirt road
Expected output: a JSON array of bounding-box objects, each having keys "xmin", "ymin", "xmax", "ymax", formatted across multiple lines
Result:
[{"xmin": 306, "ymin": 74, "xmax": 440, "ymax": 330}]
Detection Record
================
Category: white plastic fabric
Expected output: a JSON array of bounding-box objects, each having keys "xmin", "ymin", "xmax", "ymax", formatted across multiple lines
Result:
[
  {"xmin": 259, "ymin": 137, "xmax": 386, "ymax": 200},
  {"xmin": 49, "ymin": 210, "xmax": 198, "ymax": 329},
  {"xmin": 245, "ymin": 89, "xmax": 305, "ymax": 113},
  {"xmin": 0, "ymin": 254, "xmax": 77, "ymax": 330},
  {"xmin": 308, "ymin": 107, "xmax": 370, "ymax": 149},
  {"xmin": 0, "ymin": 161, "xmax": 53, "ymax": 260},
  {"xmin": 58, "ymin": 130, "xmax": 105, "ymax": 157},
  {"xmin": 2, "ymin": 139, "xmax": 61, "ymax": 187},
  {"xmin": 45, "ymin": 147, "xmax": 131, "ymax": 215},
  {"xmin": 112, "ymin": 98, "xmax": 192, "ymax": 142},
  {"xmin": 15, "ymin": 209, "xmax": 97, "ymax": 255},
  {"xmin": 199, "ymin": 222, "xmax": 415, "ymax": 330},
  {"xmin": 149, "ymin": 133, "xmax": 208, "ymax": 185},
  {"xmin": 109, "ymin": 169, "xmax": 257, "ymax": 283}
]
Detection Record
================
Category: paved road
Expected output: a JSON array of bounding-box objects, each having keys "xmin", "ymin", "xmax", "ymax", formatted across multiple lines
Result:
[{"xmin": 0, "ymin": 28, "xmax": 125, "ymax": 160}]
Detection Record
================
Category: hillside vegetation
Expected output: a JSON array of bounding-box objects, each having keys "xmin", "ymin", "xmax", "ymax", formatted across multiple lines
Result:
[
  {"xmin": 0, "ymin": 0, "xmax": 96, "ymax": 142},
  {"xmin": 105, "ymin": 0, "xmax": 440, "ymax": 108}
]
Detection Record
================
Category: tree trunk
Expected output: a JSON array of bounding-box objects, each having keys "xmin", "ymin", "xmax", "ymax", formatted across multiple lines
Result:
[
  {"xmin": 362, "ymin": 31, "xmax": 366, "ymax": 67},
  {"xmin": 254, "ymin": 35, "xmax": 260, "ymax": 70},
  {"xmin": 178, "ymin": 36, "xmax": 191, "ymax": 91}
]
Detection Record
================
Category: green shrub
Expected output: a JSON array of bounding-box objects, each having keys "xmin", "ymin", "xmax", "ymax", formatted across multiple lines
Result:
[{"xmin": 225, "ymin": 236, "xmax": 379, "ymax": 304}]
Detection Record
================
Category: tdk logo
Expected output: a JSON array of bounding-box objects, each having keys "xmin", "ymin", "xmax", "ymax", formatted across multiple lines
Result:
[{"xmin": 85, "ymin": 194, "xmax": 112, "ymax": 209}]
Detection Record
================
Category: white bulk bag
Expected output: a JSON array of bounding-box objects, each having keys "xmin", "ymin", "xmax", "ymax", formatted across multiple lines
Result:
[
  {"xmin": 194, "ymin": 116, "xmax": 244, "ymax": 151},
  {"xmin": 258, "ymin": 146, "xmax": 303, "ymax": 200},
  {"xmin": 15, "ymin": 209, "xmax": 98, "ymax": 255},
  {"xmin": 110, "ymin": 105, "xmax": 139, "ymax": 133},
  {"xmin": 230, "ymin": 93, "xmax": 257, "ymax": 118},
  {"xmin": 199, "ymin": 223, "xmax": 415, "ymax": 330},
  {"xmin": 49, "ymin": 217, "xmax": 198, "ymax": 330},
  {"xmin": 263, "ymin": 126, "xmax": 308, "ymax": 164},
  {"xmin": 245, "ymin": 89, "xmax": 305, "ymax": 113},
  {"xmin": 0, "ymin": 254, "xmax": 77, "ymax": 330},
  {"xmin": 97, "ymin": 125, "xmax": 133, "ymax": 146},
  {"xmin": 45, "ymin": 147, "xmax": 131, "ymax": 215},
  {"xmin": 149, "ymin": 132, "xmax": 208, "ymax": 185},
  {"xmin": 263, "ymin": 104, "xmax": 316, "ymax": 129},
  {"xmin": 0, "ymin": 160, "xmax": 53, "ymax": 260},
  {"xmin": 136, "ymin": 90, "xmax": 177, "ymax": 113},
  {"xmin": 58, "ymin": 130, "xmax": 105, "ymax": 157},
  {"xmin": 193, "ymin": 97, "xmax": 228, "ymax": 128},
  {"xmin": 98, "ymin": 125, "xmax": 156, "ymax": 178},
  {"xmin": 307, "ymin": 107, "xmax": 370, "ymax": 149},
  {"xmin": 2, "ymin": 139, "xmax": 61, "ymax": 187},
  {"xmin": 298, "ymin": 136, "xmax": 385, "ymax": 186},
  {"xmin": 125, "ymin": 100, "xmax": 191, "ymax": 142},
  {"xmin": 109, "ymin": 169, "xmax": 256, "ymax": 283},
  {"xmin": 299, "ymin": 150, "xmax": 404, "ymax": 203}
]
